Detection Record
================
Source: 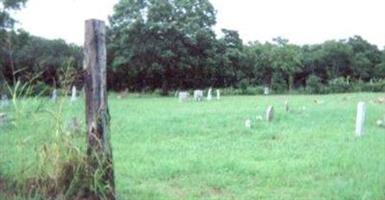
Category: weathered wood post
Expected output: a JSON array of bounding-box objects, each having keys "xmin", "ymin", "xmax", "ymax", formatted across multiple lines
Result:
[{"xmin": 84, "ymin": 19, "xmax": 115, "ymax": 199}]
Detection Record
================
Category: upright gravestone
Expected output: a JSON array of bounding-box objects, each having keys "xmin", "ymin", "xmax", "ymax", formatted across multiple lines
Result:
[
  {"xmin": 216, "ymin": 89, "xmax": 220, "ymax": 100},
  {"xmin": 207, "ymin": 88, "xmax": 212, "ymax": 101},
  {"xmin": 178, "ymin": 91, "xmax": 189, "ymax": 102},
  {"xmin": 0, "ymin": 113, "xmax": 8, "ymax": 126},
  {"xmin": 193, "ymin": 90, "xmax": 204, "ymax": 101},
  {"xmin": 285, "ymin": 100, "xmax": 289, "ymax": 112},
  {"xmin": 355, "ymin": 102, "xmax": 366, "ymax": 137},
  {"xmin": 51, "ymin": 89, "xmax": 58, "ymax": 102},
  {"xmin": 266, "ymin": 106, "xmax": 274, "ymax": 122},
  {"xmin": 245, "ymin": 119, "xmax": 251, "ymax": 128},
  {"xmin": 71, "ymin": 86, "xmax": 77, "ymax": 102},
  {"xmin": 1, "ymin": 94, "xmax": 9, "ymax": 108},
  {"xmin": 264, "ymin": 87, "xmax": 270, "ymax": 95}
]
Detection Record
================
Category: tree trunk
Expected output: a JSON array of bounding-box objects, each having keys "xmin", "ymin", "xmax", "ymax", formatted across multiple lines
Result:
[{"xmin": 84, "ymin": 19, "xmax": 115, "ymax": 200}]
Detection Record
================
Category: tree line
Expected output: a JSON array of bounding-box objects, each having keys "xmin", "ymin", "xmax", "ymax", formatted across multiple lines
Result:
[{"xmin": 1, "ymin": 0, "xmax": 385, "ymax": 95}]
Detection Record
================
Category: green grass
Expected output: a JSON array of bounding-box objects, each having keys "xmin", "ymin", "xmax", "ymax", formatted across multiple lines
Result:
[{"xmin": 1, "ymin": 93, "xmax": 385, "ymax": 199}]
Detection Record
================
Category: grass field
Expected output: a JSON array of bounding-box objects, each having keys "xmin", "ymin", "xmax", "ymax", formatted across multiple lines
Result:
[{"xmin": 1, "ymin": 93, "xmax": 385, "ymax": 199}]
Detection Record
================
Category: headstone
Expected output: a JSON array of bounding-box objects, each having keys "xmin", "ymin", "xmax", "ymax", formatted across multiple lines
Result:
[
  {"xmin": 178, "ymin": 91, "xmax": 189, "ymax": 102},
  {"xmin": 216, "ymin": 89, "xmax": 220, "ymax": 100},
  {"xmin": 1, "ymin": 94, "xmax": 9, "ymax": 108},
  {"xmin": 264, "ymin": 87, "xmax": 270, "ymax": 95},
  {"xmin": 193, "ymin": 90, "xmax": 204, "ymax": 101},
  {"xmin": 355, "ymin": 102, "xmax": 366, "ymax": 137},
  {"xmin": 207, "ymin": 88, "xmax": 212, "ymax": 101},
  {"xmin": 245, "ymin": 119, "xmax": 251, "ymax": 128},
  {"xmin": 51, "ymin": 89, "xmax": 58, "ymax": 102},
  {"xmin": 67, "ymin": 117, "xmax": 81, "ymax": 135},
  {"xmin": 71, "ymin": 86, "xmax": 77, "ymax": 102},
  {"xmin": 266, "ymin": 106, "xmax": 274, "ymax": 122},
  {"xmin": 0, "ymin": 113, "xmax": 8, "ymax": 126},
  {"xmin": 285, "ymin": 100, "xmax": 289, "ymax": 112}
]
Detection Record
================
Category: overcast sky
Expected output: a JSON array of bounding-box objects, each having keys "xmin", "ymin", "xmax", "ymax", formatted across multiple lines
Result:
[{"xmin": 14, "ymin": 0, "xmax": 385, "ymax": 48}]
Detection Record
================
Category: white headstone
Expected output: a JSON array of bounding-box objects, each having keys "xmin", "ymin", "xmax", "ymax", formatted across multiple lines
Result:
[
  {"xmin": 178, "ymin": 91, "xmax": 189, "ymax": 102},
  {"xmin": 70, "ymin": 86, "xmax": 77, "ymax": 102},
  {"xmin": 245, "ymin": 119, "xmax": 251, "ymax": 128},
  {"xmin": 51, "ymin": 89, "xmax": 58, "ymax": 102},
  {"xmin": 355, "ymin": 102, "xmax": 366, "ymax": 137},
  {"xmin": 0, "ymin": 112, "xmax": 8, "ymax": 126},
  {"xmin": 266, "ymin": 106, "xmax": 274, "ymax": 122},
  {"xmin": 264, "ymin": 87, "xmax": 270, "ymax": 95},
  {"xmin": 256, "ymin": 115, "xmax": 263, "ymax": 121},
  {"xmin": 193, "ymin": 90, "xmax": 204, "ymax": 101},
  {"xmin": 1, "ymin": 94, "xmax": 9, "ymax": 108},
  {"xmin": 207, "ymin": 88, "xmax": 212, "ymax": 101},
  {"xmin": 285, "ymin": 100, "xmax": 289, "ymax": 112},
  {"xmin": 216, "ymin": 89, "xmax": 220, "ymax": 100}
]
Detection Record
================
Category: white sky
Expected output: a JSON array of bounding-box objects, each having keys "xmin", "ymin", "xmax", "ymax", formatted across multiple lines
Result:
[{"xmin": 13, "ymin": 0, "xmax": 385, "ymax": 49}]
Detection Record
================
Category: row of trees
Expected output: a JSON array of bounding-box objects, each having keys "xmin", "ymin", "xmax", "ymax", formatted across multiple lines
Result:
[
  {"xmin": 1, "ymin": 0, "xmax": 82, "ymax": 93},
  {"xmin": 107, "ymin": 0, "xmax": 385, "ymax": 94},
  {"xmin": 1, "ymin": 0, "xmax": 385, "ymax": 95}
]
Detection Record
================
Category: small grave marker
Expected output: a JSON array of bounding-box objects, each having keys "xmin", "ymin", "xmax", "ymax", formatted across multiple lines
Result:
[
  {"xmin": 0, "ymin": 113, "xmax": 8, "ymax": 126},
  {"xmin": 245, "ymin": 119, "xmax": 251, "ymax": 128},
  {"xmin": 285, "ymin": 100, "xmax": 289, "ymax": 112},
  {"xmin": 71, "ymin": 86, "xmax": 77, "ymax": 102},
  {"xmin": 67, "ymin": 117, "xmax": 81, "ymax": 135},
  {"xmin": 355, "ymin": 102, "xmax": 366, "ymax": 137},
  {"xmin": 207, "ymin": 88, "xmax": 212, "ymax": 101},
  {"xmin": 1, "ymin": 94, "xmax": 9, "ymax": 108},
  {"xmin": 256, "ymin": 115, "xmax": 263, "ymax": 121},
  {"xmin": 264, "ymin": 87, "xmax": 270, "ymax": 95},
  {"xmin": 51, "ymin": 89, "xmax": 58, "ymax": 102},
  {"xmin": 193, "ymin": 90, "xmax": 204, "ymax": 101},
  {"xmin": 216, "ymin": 89, "xmax": 220, "ymax": 100},
  {"xmin": 266, "ymin": 106, "xmax": 274, "ymax": 122},
  {"xmin": 178, "ymin": 91, "xmax": 189, "ymax": 102}
]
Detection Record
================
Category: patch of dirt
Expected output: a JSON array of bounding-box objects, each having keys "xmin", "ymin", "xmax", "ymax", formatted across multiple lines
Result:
[
  {"xmin": 0, "ymin": 177, "xmax": 6, "ymax": 191},
  {"xmin": 200, "ymin": 186, "xmax": 232, "ymax": 199}
]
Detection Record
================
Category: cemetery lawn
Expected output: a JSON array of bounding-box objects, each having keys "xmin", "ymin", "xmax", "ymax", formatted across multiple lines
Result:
[{"xmin": 1, "ymin": 93, "xmax": 385, "ymax": 200}]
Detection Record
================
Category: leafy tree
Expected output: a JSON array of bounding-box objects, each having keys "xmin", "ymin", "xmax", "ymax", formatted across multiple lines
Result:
[
  {"xmin": 1, "ymin": 0, "xmax": 27, "ymax": 85},
  {"xmin": 348, "ymin": 36, "xmax": 382, "ymax": 80},
  {"xmin": 108, "ymin": 0, "xmax": 216, "ymax": 93},
  {"xmin": 0, "ymin": 0, "xmax": 27, "ymax": 30},
  {"xmin": 271, "ymin": 38, "xmax": 302, "ymax": 91}
]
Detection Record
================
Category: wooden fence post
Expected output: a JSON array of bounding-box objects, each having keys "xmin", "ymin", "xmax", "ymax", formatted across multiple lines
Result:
[{"xmin": 84, "ymin": 19, "xmax": 115, "ymax": 199}]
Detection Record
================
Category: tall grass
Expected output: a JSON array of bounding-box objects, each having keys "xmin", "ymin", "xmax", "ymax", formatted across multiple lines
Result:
[{"xmin": 0, "ymin": 65, "xmax": 115, "ymax": 200}]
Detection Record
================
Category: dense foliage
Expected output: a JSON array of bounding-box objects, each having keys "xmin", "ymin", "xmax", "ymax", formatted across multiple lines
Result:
[
  {"xmin": 107, "ymin": 0, "xmax": 385, "ymax": 94},
  {"xmin": 1, "ymin": 0, "xmax": 82, "ymax": 94},
  {"xmin": 1, "ymin": 0, "xmax": 385, "ymax": 95}
]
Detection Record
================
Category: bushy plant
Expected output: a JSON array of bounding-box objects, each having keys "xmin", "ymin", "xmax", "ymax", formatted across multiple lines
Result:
[
  {"xmin": 327, "ymin": 77, "xmax": 352, "ymax": 93},
  {"xmin": 271, "ymin": 73, "xmax": 288, "ymax": 93},
  {"xmin": 306, "ymin": 74, "xmax": 323, "ymax": 94},
  {"xmin": 238, "ymin": 79, "xmax": 249, "ymax": 94},
  {"xmin": 32, "ymin": 82, "xmax": 54, "ymax": 97}
]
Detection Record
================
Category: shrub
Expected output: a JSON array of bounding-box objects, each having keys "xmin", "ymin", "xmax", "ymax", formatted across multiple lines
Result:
[
  {"xmin": 238, "ymin": 79, "xmax": 249, "ymax": 94},
  {"xmin": 306, "ymin": 74, "xmax": 323, "ymax": 94},
  {"xmin": 327, "ymin": 77, "xmax": 352, "ymax": 93},
  {"xmin": 32, "ymin": 82, "xmax": 54, "ymax": 97},
  {"xmin": 359, "ymin": 79, "xmax": 385, "ymax": 92},
  {"xmin": 271, "ymin": 73, "xmax": 288, "ymax": 93}
]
